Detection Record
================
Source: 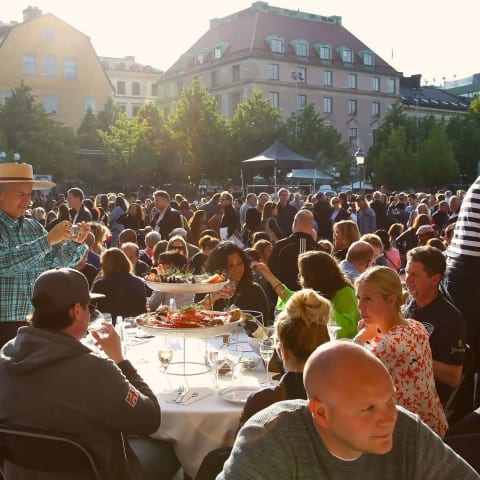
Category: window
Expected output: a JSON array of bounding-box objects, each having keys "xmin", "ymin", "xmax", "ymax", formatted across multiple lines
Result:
[
  {"xmin": 176, "ymin": 81, "xmax": 183, "ymax": 95},
  {"xmin": 64, "ymin": 58, "xmax": 77, "ymax": 79},
  {"xmin": 116, "ymin": 81, "xmax": 126, "ymax": 94},
  {"xmin": 323, "ymin": 70, "xmax": 332, "ymax": 86},
  {"xmin": 44, "ymin": 95, "xmax": 58, "ymax": 114},
  {"xmin": 232, "ymin": 64, "xmax": 240, "ymax": 82},
  {"xmin": 231, "ymin": 92, "xmax": 241, "ymax": 115},
  {"xmin": 196, "ymin": 53, "xmax": 205, "ymax": 64},
  {"xmin": 43, "ymin": 27, "xmax": 55, "ymax": 43},
  {"xmin": 132, "ymin": 82, "xmax": 141, "ymax": 95},
  {"xmin": 296, "ymin": 94, "xmax": 306, "ymax": 111},
  {"xmin": 151, "ymin": 83, "xmax": 158, "ymax": 96},
  {"xmin": 84, "ymin": 97, "xmax": 97, "ymax": 113},
  {"xmin": 319, "ymin": 45, "xmax": 331, "ymax": 60},
  {"xmin": 211, "ymin": 71, "xmax": 218, "ymax": 87},
  {"xmin": 296, "ymin": 40, "xmax": 308, "ymax": 57},
  {"xmin": 22, "ymin": 54, "xmax": 36, "ymax": 75},
  {"xmin": 213, "ymin": 46, "xmax": 222, "ymax": 60},
  {"xmin": 323, "ymin": 97, "xmax": 332, "ymax": 113},
  {"xmin": 364, "ymin": 52, "xmax": 374, "ymax": 66},
  {"xmin": 295, "ymin": 67, "xmax": 306, "ymax": 83},
  {"xmin": 388, "ymin": 78, "xmax": 396, "ymax": 93},
  {"xmin": 372, "ymin": 77, "xmax": 380, "ymax": 92},
  {"xmin": 0, "ymin": 90, "xmax": 12, "ymax": 105},
  {"xmin": 269, "ymin": 64, "xmax": 279, "ymax": 81},
  {"xmin": 372, "ymin": 101, "xmax": 380, "ymax": 117},
  {"xmin": 214, "ymin": 95, "xmax": 222, "ymax": 111},
  {"xmin": 269, "ymin": 92, "xmax": 279, "ymax": 109},
  {"xmin": 132, "ymin": 104, "xmax": 141, "ymax": 116},
  {"xmin": 44, "ymin": 55, "xmax": 57, "ymax": 77},
  {"xmin": 118, "ymin": 104, "xmax": 126, "ymax": 113},
  {"xmin": 348, "ymin": 99, "xmax": 357, "ymax": 115},
  {"xmin": 348, "ymin": 127, "xmax": 358, "ymax": 144},
  {"xmin": 271, "ymin": 38, "xmax": 284, "ymax": 54},
  {"xmin": 348, "ymin": 74, "xmax": 357, "ymax": 89},
  {"xmin": 342, "ymin": 48, "xmax": 353, "ymax": 63}
]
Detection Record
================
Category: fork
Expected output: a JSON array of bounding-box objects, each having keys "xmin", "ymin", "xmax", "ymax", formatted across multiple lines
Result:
[{"xmin": 175, "ymin": 385, "xmax": 188, "ymax": 403}]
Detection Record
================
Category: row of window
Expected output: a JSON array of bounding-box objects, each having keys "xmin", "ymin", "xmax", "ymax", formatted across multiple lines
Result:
[
  {"xmin": 22, "ymin": 54, "xmax": 77, "ymax": 79},
  {"xmin": 42, "ymin": 94, "xmax": 97, "ymax": 114},
  {"xmin": 268, "ymin": 92, "xmax": 381, "ymax": 117},
  {"xmin": 116, "ymin": 81, "xmax": 158, "ymax": 97},
  {"xmin": 269, "ymin": 64, "xmax": 392, "ymax": 92},
  {"xmin": 269, "ymin": 38, "xmax": 374, "ymax": 67}
]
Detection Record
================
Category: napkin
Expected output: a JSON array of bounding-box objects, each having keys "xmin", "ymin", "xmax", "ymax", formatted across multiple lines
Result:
[{"xmin": 167, "ymin": 387, "xmax": 213, "ymax": 405}]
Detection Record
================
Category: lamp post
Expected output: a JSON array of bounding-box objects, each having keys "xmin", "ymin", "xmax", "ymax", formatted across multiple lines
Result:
[
  {"xmin": 291, "ymin": 68, "xmax": 304, "ymax": 140},
  {"xmin": 349, "ymin": 163, "xmax": 357, "ymax": 191},
  {"xmin": 0, "ymin": 151, "xmax": 21, "ymax": 163},
  {"xmin": 354, "ymin": 148, "xmax": 366, "ymax": 196}
]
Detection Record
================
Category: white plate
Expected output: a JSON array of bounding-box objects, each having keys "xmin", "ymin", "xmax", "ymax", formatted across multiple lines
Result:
[
  {"xmin": 218, "ymin": 386, "xmax": 260, "ymax": 405},
  {"xmin": 135, "ymin": 315, "xmax": 242, "ymax": 339},
  {"xmin": 144, "ymin": 280, "xmax": 229, "ymax": 294}
]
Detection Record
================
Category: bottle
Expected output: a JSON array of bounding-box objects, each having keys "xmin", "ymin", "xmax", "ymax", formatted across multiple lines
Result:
[{"xmin": 241, "ymin": 316, "xmax": 268, "ymax": 340}]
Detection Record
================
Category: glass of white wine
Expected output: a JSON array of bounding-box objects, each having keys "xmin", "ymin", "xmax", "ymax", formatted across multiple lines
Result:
[
  {"xmin": 259, "ymin": 338, "xmax": 275, "ymax": 386},
  {"xmin": 157, "ymin": 348, "xmax": 173, "ymax": 392},
  {"xmin": 206, "ymin": 349, "xmax": 224, "ymax": 390}
]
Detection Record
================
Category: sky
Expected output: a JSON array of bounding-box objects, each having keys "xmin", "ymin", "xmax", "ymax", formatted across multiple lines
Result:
[{"xmin": 3, "ymin": 0, "xmax": 476, "ymax": 85}]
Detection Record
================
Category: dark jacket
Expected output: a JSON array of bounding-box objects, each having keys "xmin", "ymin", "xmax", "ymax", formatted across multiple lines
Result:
[
  {"xmin": 276, "ymin": 203, "xmax": 297, "ymax": 238},
  {"xmin": 268, "ymin": 232, "xmax": 320, "ymax": 291},
  {"xmin": 220, "ymin": 204, "xmax": 238, "ymax": 238},
  {"xmin": 92, "ymin": 272, "xmax": 146, "ymax": 320},
  {"xmin": 71, "ymin": 205, "xmax": 92, "ymax": 224},
  {"xmin": 150, "ymin": 206, "xmax": 182, "ymax": 240},
  {"xmin": 0, "ymin": 327, "xmax": 160, "ymax": 480},
  {"xmin": 313, "ymin": 201, "xmax": 333, "ymax": 240}
]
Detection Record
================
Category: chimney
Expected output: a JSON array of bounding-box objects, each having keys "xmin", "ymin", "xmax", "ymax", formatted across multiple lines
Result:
[{"xmin": 23, "ymin": 6, "xmax": 42, "ymax": 22}]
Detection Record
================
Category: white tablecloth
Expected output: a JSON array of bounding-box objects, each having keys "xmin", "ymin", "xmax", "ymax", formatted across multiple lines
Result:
[{"xmin": 125, "ymin": 329, "xmax": 267, "ymax": 478}]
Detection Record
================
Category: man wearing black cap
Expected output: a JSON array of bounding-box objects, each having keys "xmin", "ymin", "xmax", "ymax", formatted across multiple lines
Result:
[{"xmin": 0, "ymin": 268, "xmax": 180, "ymax": 479}]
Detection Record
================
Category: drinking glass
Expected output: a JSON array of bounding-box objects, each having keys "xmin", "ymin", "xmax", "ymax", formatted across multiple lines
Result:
[
  {"xmin": 259, "ymin": 338, "xmax": 275, "ymax": 386},
  {"xmin": 207, "ymin": 349, "xmax": 224, "ymax": 390},
  {"xmin": 225, "ymin": 346, "xmax": 242, "ymax": 383},
  {"xmin": 327, "ymin": 321, "xmax": 341, "ymax": 341},
  {"xmin": 224, "ymin": 280, "xmax": 236, "ymax": 309},
  {"xmin": 157, "ymin": 347, "xmax": 173, "ymax": 392}
]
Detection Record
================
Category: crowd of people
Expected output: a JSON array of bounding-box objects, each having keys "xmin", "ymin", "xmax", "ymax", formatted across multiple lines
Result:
[{"xmin": 0, "ymin": 160, "xmax": 479, "ymax": 479}]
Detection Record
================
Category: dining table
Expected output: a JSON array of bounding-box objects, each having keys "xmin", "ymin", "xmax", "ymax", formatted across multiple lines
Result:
[{"xmin": 123, "ymin": 325, "xmax": 272, "ymax": 479}]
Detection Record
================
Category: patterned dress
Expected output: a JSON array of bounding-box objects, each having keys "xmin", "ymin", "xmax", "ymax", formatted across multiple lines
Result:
[{"xmin": 370, "ymin": 319, "xmax": 448, "ymax": 437}]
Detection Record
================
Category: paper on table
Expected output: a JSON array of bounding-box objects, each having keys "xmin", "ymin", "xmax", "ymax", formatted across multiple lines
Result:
[{"xmin": 167, "ymin": 387, "xmax": 214, "ymax": 405}]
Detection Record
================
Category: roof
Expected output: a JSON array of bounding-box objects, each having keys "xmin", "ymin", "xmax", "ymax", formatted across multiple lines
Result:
[
  {"xmin": 99, "ymin": 56, "xmax": 163, "ymax": 74},
  {"xmin": 165, "ymin": 1, "xmax": 398, "ymax": 77}
]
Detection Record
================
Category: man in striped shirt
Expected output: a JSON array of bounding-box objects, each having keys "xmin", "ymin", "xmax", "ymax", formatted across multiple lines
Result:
[
  {"xmin": 443, "ymin": 177, "xmax": 480, "ymax": 410},
  {"xmin": 0, "ymin": 163, "xmax": 88, "ymax": 347}
]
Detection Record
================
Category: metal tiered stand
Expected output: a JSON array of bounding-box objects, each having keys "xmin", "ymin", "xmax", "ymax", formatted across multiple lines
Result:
[{"xmin": 138, "ymin": 280, "xmax": 241, "ymax": 376}]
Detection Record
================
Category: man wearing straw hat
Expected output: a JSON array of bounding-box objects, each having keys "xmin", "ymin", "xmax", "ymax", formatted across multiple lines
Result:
[{"xmin": 0, "ymin": 163, "xmax": 89, "ymax": 346}]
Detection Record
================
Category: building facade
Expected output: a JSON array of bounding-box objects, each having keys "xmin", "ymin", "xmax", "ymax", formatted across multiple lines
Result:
[
  {"xmin": 0, "ymin": 6, "xmax": 113, "ymax": 130},
  {"xmin": 99, "ymin": 56, "xmax": 163, "ymax": 117},
  {"xmin": 444, "ymin": 73, "xmax": 480, "ymax": 99},
  {"xmin": 157, "ymin": 1, "xmax": 401, "ymax": 151}
]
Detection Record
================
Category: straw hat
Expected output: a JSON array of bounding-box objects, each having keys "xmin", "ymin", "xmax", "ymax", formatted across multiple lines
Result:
[{"xmin": 0, "ymin": 163, "xmax": 55, "ymax": 189}]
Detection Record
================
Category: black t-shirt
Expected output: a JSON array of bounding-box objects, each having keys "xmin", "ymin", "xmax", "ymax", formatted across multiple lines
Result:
[{"xmin": 404, "ymin": 294, "xmax": 466, "ymax": 402}]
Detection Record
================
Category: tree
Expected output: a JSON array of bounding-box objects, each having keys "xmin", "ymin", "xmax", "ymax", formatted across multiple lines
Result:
[
  {"xmin": 77, "ymin": 108, "xmax": 102, "ymax": 149},
  {"xmin": 417, "ymin": 123, "xmax": 458, "ymax": 188},
  {"xmin": 168, "ymin": 78, "xmax": 228, "ymax": 182}
]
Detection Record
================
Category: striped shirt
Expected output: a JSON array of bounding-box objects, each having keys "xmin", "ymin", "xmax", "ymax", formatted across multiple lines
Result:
[
  {"xmin": 448, "ymin": 177, "xmax": 480, "ymax": 258},
  {"xmin": 0, "ymin": 211, "xmax": 87, "ymax": 321}
]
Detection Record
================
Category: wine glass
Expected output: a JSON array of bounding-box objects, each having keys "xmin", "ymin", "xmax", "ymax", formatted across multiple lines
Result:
[
  {"xmin": 226, "ymin": 347, "xmax": 242, "ymax": 383},
  {"xmin": 327, "ymin": 321, "xmax": 341, "ymax": 340},
  {"xmin": 224, "ymin": 280, "xmax": 236, "ymax": 310},
  {"xmin": 157, "ymin": 348, "xmax": 173, "ymax": 392},
  {"xmin": 259, "ymin": 338, "xmax": 275, "ymax": 386},
  {"xmin": 206, "ymin": 349, "xmax": 224, "ymax": 390}
]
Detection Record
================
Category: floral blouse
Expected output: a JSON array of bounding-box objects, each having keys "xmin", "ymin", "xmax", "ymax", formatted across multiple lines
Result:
[{"xmin": 370, "ymin": 319, "xmax": 448, "ymax": 437}]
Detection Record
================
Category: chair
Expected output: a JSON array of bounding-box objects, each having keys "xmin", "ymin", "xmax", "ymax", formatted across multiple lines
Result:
[
  {"xmin": 444, "ymin": 433, "xmax": 480, "ymax": 473},
  {"xmin": 0, "ymin": 424, "xmax": 100, "ymax": 479}
]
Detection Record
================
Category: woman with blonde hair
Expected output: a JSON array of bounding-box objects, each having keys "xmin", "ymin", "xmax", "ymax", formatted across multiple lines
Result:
[
  {"xmin": 239, "ymin": 289, "xmax": 331, "ymax": 426},
  {"xmin": 354, "ymin": 266, "xmax": 448, "ymax": 437},
  {"xmin": 332, "ymin": 219, "xmax": 360, "ymax": 261},
  {"xmin": 259, "ymin": 201, "xmax": 283, "ymax": 243}
]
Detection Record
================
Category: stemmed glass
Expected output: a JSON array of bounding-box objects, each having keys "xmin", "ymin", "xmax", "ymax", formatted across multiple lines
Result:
[
  {"xmin": 225, "ymin": 346, "xmax": 242, "ymax": 383},
  {"xmin": 327, "ymin": 321, "xmax": 341, "ymax": 340},
  {"xmin": 207, "ymin": 349, "xmax": 224, "ymax": 390},
  {"xmin": 259, "ymin": 338, "xmax": 275, "ymax": 386},
  {"xmin": 157, "ymin": 346, "xmax": 173, "ymax": 392}
]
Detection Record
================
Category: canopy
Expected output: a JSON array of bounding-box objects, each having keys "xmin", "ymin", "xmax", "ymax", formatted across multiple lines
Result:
[
  {"xmin": 241, "ymin": 140, "xmax": 317, "ymax": 169},
  {"xmin": 286, "ymin": 168, "xmax": 333, "ymax": 181}
]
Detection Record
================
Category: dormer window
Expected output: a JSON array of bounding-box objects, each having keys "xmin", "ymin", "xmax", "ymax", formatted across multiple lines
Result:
[
  {"xmin": 315, "ymin": 44, "xmax": 332, "ymax": 61},
  {"xmin": 342, "ymin": 48, "xmax": 353, "ymax": 63},
  {"xmin": 197, "ymin": 53, "xmax": 205, "ymax": 64},
  {"xmin": 271, "ymin": 38, "xmax": 285, "ymax": 54},
  {"xmin": 296, "ymin": 40, "xmax": 308, "ymax": 57},
  {"xmin": 213, "ymin": 46, "xmax": 222, "ymax": 60},
  {"xmin": 363, "ymin": 52, "xmax": 374, "ymax": 67}
]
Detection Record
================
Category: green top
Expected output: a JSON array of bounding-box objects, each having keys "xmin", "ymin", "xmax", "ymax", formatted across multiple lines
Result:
[{"xmin": 275, "ymin": 285, "xmax": 359, "ymax": 339}]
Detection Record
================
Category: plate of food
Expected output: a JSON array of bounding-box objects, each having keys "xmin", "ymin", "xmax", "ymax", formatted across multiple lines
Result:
[
  {"xmin": 136, "ymin": 306, "xmax": 243, "ymax": 338},
  {"xmin": 218, "ymin": 386, "xmax": 260, "ymax": 405},
  {"xmin": 144, "ymin": 271, "xmax": 228, "ymax": 293}
]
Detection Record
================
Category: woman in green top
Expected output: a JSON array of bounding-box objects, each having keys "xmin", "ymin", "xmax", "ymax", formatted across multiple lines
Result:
[{"xmin": 254, "ymin": 251, "xmax": 360, "ymax": 339}]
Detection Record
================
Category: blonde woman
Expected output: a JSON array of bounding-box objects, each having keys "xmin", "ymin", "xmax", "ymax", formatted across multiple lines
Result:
[
  {"xmin": 354, "ymin": 266, "xmax": 448, "ymax": 437},
  {"xmin": 239, "ymin": 289, "xmax": 331, "ymax": 427},
  {"xmin": 333, "ymin": 219, "xmax": 360, "ymax": 261}
]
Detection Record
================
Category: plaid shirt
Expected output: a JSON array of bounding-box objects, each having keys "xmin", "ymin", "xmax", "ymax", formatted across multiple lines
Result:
[{"xmin": 0, "ymin": 211, "xmax": 87, "ymax": 321}]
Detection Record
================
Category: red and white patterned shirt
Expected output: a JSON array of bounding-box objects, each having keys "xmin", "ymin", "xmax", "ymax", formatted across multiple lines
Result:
[{"xmin": 370, "ymin": 319, "xmax": 448, "ymax": 437}]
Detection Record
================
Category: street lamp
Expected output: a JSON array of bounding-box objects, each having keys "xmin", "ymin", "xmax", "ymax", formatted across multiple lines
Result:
[
  {"xmin": 291, "ymin": 68, "xmax": 304, "ymax": 139},
  {"xmin": 0, "ymin": 151, "xmax": 21, "ymax": 163},
  {"xmin": 354, "ymin": 148, "xmax": 366, "ymax": 195}
]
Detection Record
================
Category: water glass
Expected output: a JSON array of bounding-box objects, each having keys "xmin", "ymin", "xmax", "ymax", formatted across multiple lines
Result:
[{"xmin": 259, "ymin": 338, "xmax": 275, "ymax": 386}]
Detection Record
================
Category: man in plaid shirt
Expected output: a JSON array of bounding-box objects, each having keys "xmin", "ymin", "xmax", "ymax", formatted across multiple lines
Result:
[{"xmin": 0, "ymin": 163, "xmax": 88, "ymax": 346}]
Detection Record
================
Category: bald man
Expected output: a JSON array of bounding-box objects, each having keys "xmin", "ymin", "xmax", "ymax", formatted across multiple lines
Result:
[
  {"xmin": 268, "ymin": 209, "xmax": 320, "ymax": 291},
  {"xmin": 218, "ymin": 342, "xmax": 479, "ymax": 479}
]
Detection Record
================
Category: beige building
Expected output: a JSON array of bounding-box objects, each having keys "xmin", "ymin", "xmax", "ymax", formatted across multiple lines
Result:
[
  {"xmin": 157, "ymin": 1, "xmax": 401, "ymax": 151},
  {"xmin": 99, "ymin": 56, "xmax": 163, "ymax": 117},
  {"xmin": 0, "ymin": 6, "xmax": 113, "ymax": 130}
]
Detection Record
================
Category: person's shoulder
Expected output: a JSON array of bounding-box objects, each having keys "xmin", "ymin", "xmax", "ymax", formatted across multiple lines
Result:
[{"xmin": 244, "ymin": 399, "xmax": 308, "ymax": 431}]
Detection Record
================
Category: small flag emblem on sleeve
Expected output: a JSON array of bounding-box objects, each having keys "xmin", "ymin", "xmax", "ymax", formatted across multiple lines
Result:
[{"xmin": 125, "ymin": 385, "xmax": 140, "ymax": 408}]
